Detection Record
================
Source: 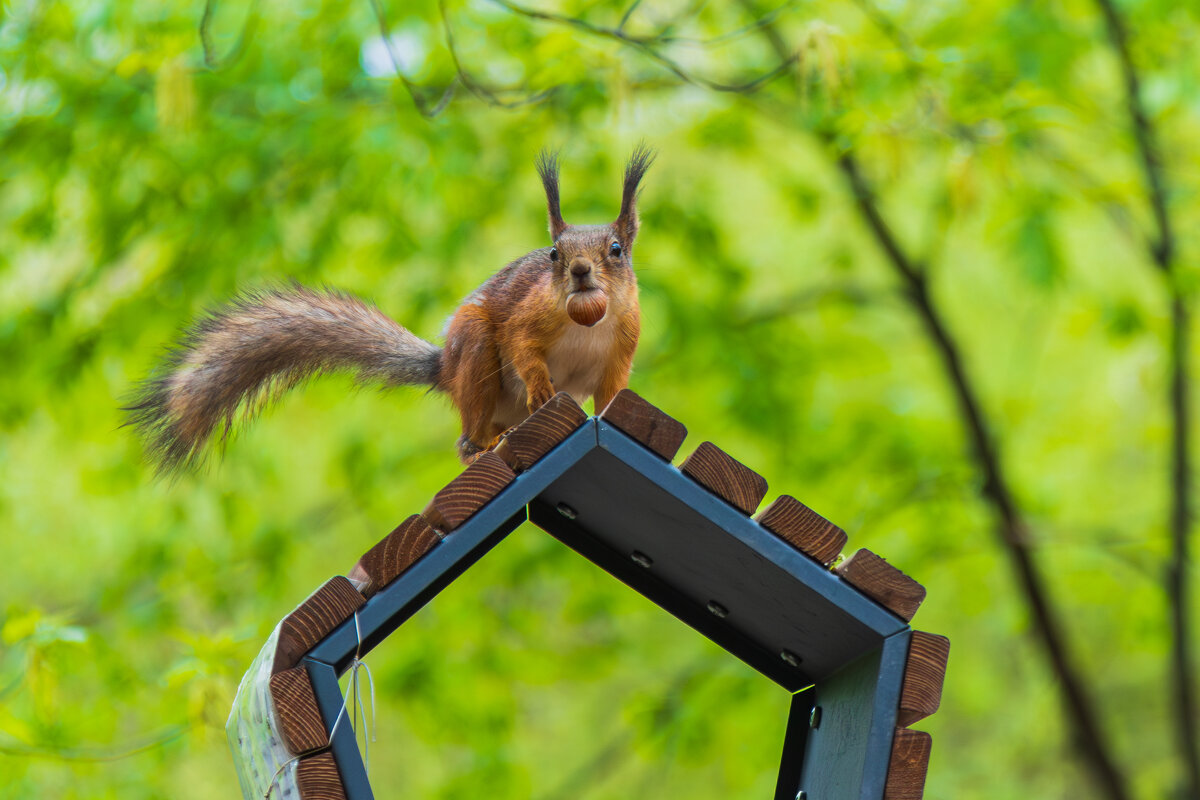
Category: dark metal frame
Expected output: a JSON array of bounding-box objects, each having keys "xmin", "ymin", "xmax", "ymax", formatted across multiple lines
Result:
[{"xmin": 300, "ymin": 420, "xmax": 911, "ymax": 799}]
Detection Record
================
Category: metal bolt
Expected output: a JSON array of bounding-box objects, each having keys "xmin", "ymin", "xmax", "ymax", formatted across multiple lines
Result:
[
  {"xmin": 630, "ymin": 551, "xmax": 653, "ymax": 568},
  {"xmin": 556, "ymin": 503, "xmax": 578, "ymax": 520},
  {"xmin": 795, "ymin": 792, "xmax": 807, "ymax": 800},
  {"xmin": 707, "ymin": 601, "xmax": 729, "ymax": 619},
  {"xmin": 780, "ymin": 649, "xmax": 801, "ymax": 668},
  {"xmin": 809, "ymin": 706, "xmax": 822, "ymax": 729}
]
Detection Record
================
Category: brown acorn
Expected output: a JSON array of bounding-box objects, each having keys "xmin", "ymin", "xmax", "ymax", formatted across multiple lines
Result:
[{"xmin": 566, "ymin": 289, "xmax": 608, "ymax": 327}]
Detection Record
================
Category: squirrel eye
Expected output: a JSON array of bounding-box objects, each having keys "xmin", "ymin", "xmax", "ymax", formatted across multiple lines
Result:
[
  {"xmin": 549, "ymin": 247, "xmax": 558, "ymax": 261},
  {"xmin": 610, "ymin": 241, "xmax": 622, "ymax": 257}
]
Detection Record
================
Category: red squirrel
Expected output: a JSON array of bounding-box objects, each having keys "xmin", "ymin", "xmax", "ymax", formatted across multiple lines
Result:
[{"xmin": 129, "ymin": 147, "xmax": 652, "ymax": 470}]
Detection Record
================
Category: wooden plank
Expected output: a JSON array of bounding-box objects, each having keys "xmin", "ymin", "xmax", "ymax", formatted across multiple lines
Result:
[
  {"xmin": 679, "ymin": 441, "xmax": 769, "ymax": 515},
  {"xmin": 268, "ymin": 666, "xmax": 328, "ymax": 755},
  {"xmin": 493, "ymin": 392, "xmax": 588, "ymax": 471},
  {"xmin": 347, "ymin": 514, "xmax": 441, "ymax": 598},
  {"xmin": 422, "ymin": 451, "xmax": 516, "ymax": 533},
  {"xmin": 755, "ymin": 495, "xmax": 847, "ymax": 565},
  {"xmin": 898, "ymin": 631, "xmax": 951, "ymax": 728},
  {"xmin": 296, "ymin": 750, "xmax": 347, "ymax": 800},
  {"xmin": 272, "ymin": 577, "xmax": 365, "ymax": 674},
  {"xmin": 598, "ymin": 388, "xmax": 687, "ymax": 460},
  {"xmin": 836, "ymin": 550, "xmax": 926, "ymax": 622},
  {"xmin": 884, "ymin": 728, "xmax": 932, "ymax": 800}
]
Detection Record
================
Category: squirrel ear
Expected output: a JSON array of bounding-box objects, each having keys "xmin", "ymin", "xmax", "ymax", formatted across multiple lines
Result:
[
  {"xmin": 615, "ymin": 143, "xmax": 654, "ymax": 244},
  {"xmin": 536, "ymin": 149, "xmax": 567, "ymax": 240}
]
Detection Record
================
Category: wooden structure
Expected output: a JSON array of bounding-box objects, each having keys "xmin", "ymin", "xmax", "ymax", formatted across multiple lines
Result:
[{"xmin": 227, "ymin": 391, "xmax": 950, "ymax": 800}]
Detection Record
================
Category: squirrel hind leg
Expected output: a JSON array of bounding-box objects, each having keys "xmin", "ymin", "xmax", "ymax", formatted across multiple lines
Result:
[{"xmin": 457, "ymin": 435, "xmax": 483, "ymax": 462}]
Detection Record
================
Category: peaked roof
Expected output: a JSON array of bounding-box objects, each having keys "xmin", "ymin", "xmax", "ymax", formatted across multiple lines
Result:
[{"xmin": 227, "ymin": 390, "xmax": 949, "ymax": 800}]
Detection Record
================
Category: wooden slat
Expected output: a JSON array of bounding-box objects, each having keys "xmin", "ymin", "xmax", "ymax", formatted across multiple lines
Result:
[
  {"xmin": 347, "ymin": 514, "xmax": 440, "ymax": 598},
  {"xmin": 835, "ymin": 550, "xmax": 926, "ymax": 622},
  {"xmin": 755, "ymin": 495, "xmax": 847, "ymax": 565},
  {"xmin": 422, "ymin": 451, "xmax": 516, "ymax": 533},
  {"xmin": 296, "ymin": 751, "xmax": 346, "ymax": 800},
  {"xmin": 269, "ymin": 666, "xmax": 327, "ymax": 755},
  {"xmin": 679, "ymin": 441, "xmax": 768, "ymax": 515},
  {"xmin": 898, "ymin": 632, "xmax": 951, "ymax": 728},
  {"xmin": 273, "ymin": 577, "xmax": 365, "ymax": 674},
  {"xmin": 598, "ymin": 389, "xmax": 687, "ymax": 460},
  {"xmin": 493, "ymin": 392, "xmax": 588, "ymax": 471},
  {"xmin": 884, "ymin": 728, "xmax": 932, "ymax": 800}
]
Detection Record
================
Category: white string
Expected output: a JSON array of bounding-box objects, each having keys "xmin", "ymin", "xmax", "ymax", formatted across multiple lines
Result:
[
  {"xmin": 327, "ymin": 611, "xmax": 377, "ymax": 771},
  {"xmin": 263, "ymin": 753, "xmax": 302, "ymax": 799},
  {"xmin": 263, "ymin": 610, "xmax": 377, "ymax": 799}
]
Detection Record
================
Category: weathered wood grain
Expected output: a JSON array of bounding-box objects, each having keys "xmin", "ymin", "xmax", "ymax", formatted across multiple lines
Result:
[
  {"xmin": 898, "ymin": 631, "xmax": 951, "ymax": 728},
  {"xmin": 493, "ymin": 392, "xmax": 588, "ymax": 471},
  {"xmin": 835, "ymin": 549, "xmax": 927, "ymax": 622},
  {"xmin": 269, "ymin": 666, "xmax": 327, "ymax": 755},
  {"xmin": 272, "ymin": 577, "xmax": 365, "ymax": 674},
  {"xmin": 296, "ymin": 751, "xmax": 346, "ymax": 800},
  {"xmin": 884, "ymin": 728, "xmax": 932, "ymax": 800},
  {"xmin": 422, "ymin": 451, "xmax": 516, "ymax": 533},
  {"xmin": 755, "ymin": 495, "xmax": 847, "ymax": 565},
  {"xmin": 347, "ymin": 514, "xmax": 440, "ymax": 598},
  {"xmin": 679, "ymin": 441, "xmax": 769, "ymax": 515},
  {"xmin": 598, "ymin": 389, "xmax": 688, "ymax": 460}
]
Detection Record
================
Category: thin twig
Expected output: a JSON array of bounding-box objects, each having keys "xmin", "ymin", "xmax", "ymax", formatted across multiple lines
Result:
[
  {"xmin": 1026, "ymin": 137, "xmax": 1141, "ymax": 248},
  {"xmin": 490, "ymin": 0, "xmax": 798, "ymax": 94},
  {"xmin": 367, "ymin": 0, "xmax": 459, "ymax": 118},
  {"xmin": 661, "ymin": 0, "xmax": 802, "ymax": 47},
  {"xmin": 1092, "ymin": 1, "xmax": 1197, "ymax": 795},
  {"xmin": 438, "ymin": 0, "xmax": 557, "ymax": 109},
  {"xmin": 733, "ymin": 282, "xmax": 888, "ymax": 327},
  {"xmin": 649, "ymin": 0, "xmax": 710, "ymax": 41},
  {"xmin": 617, "ymin": 0, "xmax": 643, "ymax": 33},
  {"xmin": 199, "ymin": 0, "xmax": 259, "ymax": 70},
  {"xmin": 848, "ymin": 0, "xmax": 923, "ymax": 68},
  {"xmin": 0, "ymin": 726, "xmax": 187, "ymax": 762},
  {"xmin": 1092, "ymin": 0, "xmax": 1175, "ymax": 270}
]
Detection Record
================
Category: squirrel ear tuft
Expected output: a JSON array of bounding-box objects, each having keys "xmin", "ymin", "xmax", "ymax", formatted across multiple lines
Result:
[
  {"xmin": 536, "ymin": 149, "xmax": 567, "ymax": 240},
  {"xmin": 616, "ymin": 143, "xmax": 655, "ymax": 244}
]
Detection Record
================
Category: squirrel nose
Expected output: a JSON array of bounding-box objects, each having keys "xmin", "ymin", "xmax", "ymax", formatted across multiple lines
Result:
[{"xmin": 569, "ymin": 260, "xmax": 592, "ymax": 278}]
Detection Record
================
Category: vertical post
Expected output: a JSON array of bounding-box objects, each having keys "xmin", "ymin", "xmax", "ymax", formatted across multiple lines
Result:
[
  {"xmin": 306, "ymin": 658, "xmax": 375, "ymax": 800},
  {"xmin": 776, "ymin": 687, "xmax": 817, "ymax": 800}
]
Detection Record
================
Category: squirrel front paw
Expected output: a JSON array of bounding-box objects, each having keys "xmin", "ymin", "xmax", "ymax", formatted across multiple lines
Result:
[{"xmin": 526, "ymin": 387, "xmax": 555, "ymax": 413}]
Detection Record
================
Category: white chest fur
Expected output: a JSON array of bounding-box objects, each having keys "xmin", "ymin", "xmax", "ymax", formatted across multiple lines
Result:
[{"xmin": 545, "ymin": 316, "xmax": 617, "ymax": 404}]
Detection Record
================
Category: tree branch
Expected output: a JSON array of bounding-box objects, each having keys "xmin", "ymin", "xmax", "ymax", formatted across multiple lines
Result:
[
  {"xmin": 735, "ymin": 2, "xmax": 1134, "ymax": 794},
  {"xmin": 1092, "ymin": 2, "xmax": 1197, "ymax": 795},
  {"xmin": 837, "ymin": 148, "xmax": 1131, "ymax": 800}
]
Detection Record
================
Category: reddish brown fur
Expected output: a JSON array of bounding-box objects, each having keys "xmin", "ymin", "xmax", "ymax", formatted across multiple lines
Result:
[{"xmin": 128, "ymin": 149, "xmax": 652, "ymax": 470}]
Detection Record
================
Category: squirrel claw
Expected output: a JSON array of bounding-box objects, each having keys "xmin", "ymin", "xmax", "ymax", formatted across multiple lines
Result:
[{"xmin": 487, "ymin": 426, "xmax": 519, "ymax": 451}]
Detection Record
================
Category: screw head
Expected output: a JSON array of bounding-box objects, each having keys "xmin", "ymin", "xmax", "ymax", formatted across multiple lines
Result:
[
  {"xmin": 706, "ymin": 601, "xmax": 729, "ymax": 619},
  {"xmin": 630, "ymin": 551, "xmax": 653, "ymax": 568},
  {"xmin": 780, "ymin": 649, "xmax": 801, "ymax": 667},
  {"xmin": 556, "ymin": 503, "xmax": 578, "ymax": 520},
  {"xmin": 795, "ymin": 791, "xmax": 807, "ymax": 800},
  {"xmin": 809, "ymin": 706, "xmax": 822, "ymax": 729}
]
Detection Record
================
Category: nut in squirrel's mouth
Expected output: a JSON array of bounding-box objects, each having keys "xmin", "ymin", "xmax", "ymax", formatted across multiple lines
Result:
[{"xmin": 565, "ymin": 288, "xmax": 608, "ymax": 327}]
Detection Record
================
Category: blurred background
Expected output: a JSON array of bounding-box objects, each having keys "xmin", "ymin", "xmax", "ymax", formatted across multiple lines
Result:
[{"xmin": 2, "ymin": 0, "xmax": 1198, "ymax": 798}]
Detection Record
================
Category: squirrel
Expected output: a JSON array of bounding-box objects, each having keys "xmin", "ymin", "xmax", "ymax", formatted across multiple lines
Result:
[{"xmin": 128, "ymin": 147, "xmax": 653, "ymax": 471}]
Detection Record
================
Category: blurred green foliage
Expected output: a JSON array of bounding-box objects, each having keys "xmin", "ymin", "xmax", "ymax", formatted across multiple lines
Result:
[{"xmin": 2, "ymin": 0, "xmax": 1198, "ymax": 798}]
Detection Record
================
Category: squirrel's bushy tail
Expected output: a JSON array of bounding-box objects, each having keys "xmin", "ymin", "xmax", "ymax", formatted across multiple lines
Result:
[{"xmin": 127, "ymin": 286, "xmax": 442, "ymax": 474}]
